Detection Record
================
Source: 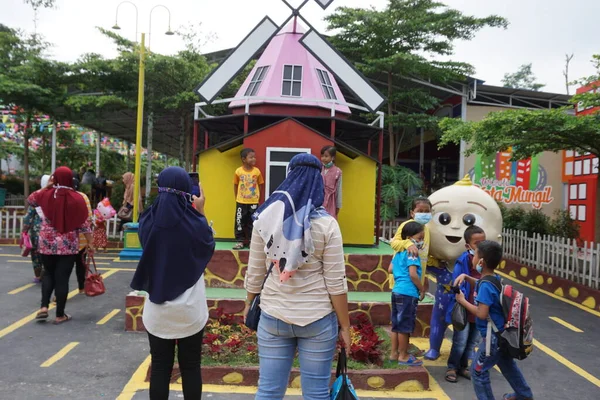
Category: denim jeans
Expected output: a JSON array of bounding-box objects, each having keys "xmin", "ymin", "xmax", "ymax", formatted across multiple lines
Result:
[
  {"xmin": 448, "ymin": 322, "xmax": 481, "ymax": 371},
  {"xmin": 472, "ymin": 334, "xmax": 533, "ymax": 400},
  {"xmin": 256, "ymin": 312, "xmax": 338, "ymax": 400}
]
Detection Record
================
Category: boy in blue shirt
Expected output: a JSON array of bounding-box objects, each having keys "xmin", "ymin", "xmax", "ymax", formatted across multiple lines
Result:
[
  {"xmin": 388, "ymin": 221, "xmax": 426, "ymax": 366},
  {"xmin": 445, "ymin": 225, "xmax": 485, "ymax": 383},
  {"xmin": 455, "ymin": 241, "xmax": 533, "ymax": 400}
]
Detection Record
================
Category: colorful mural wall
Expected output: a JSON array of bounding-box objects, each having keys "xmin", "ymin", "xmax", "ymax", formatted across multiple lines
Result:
[{"xmin": 468, "ymin": 149, "xmax": 553, "ymax": 209}]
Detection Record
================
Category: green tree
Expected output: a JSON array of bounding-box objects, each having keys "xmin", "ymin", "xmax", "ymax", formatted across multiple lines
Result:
[
  {"xmin": 0, "ymin": 24, "xmax": 68, "ymax": 199},
  {"xmin": 325, "ymin": 0, "xmax": 507, "ymax": 165},
  {"xmin": 502, "ymin": 63, "xmax": 545, "ymax": 91},
  {"xmin": 0, "ymin": 140, "xmax": 23, "ymax": 176},
  {"xmin": 380, "ymin": 165, "xmax": 423, "ymax": 220}
]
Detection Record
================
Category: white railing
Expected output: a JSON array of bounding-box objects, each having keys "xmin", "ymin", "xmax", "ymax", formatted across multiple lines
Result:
[
  {"xmin": 379, "ymin": 223, "xmax": 599, "ymax": 290},
  {"xmin": 379, "ymin": 219, "xmax": 405, "ymax": 243},
  {"xmin": 0, "ymin": 207, "xmax": 123, "ymax": 240},
  {"xmin": 503, "ymin": 229, "xmax": 600, "ymax": 290}
]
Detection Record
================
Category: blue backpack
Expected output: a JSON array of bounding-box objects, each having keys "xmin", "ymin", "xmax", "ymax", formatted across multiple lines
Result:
[{"xmin": 330, "ymin": 348, "xmax": 359, "ymax": 400}]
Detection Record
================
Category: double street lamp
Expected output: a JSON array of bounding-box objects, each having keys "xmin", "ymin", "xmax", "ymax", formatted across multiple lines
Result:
[{"xmin": 111, "ymin": 1, "xmax": 174, "ymax": 223}]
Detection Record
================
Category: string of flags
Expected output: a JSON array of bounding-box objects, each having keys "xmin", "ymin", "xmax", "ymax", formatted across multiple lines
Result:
[{"xmin": 0, "ymin": 106, "xmax": 164, "ymax": 160}]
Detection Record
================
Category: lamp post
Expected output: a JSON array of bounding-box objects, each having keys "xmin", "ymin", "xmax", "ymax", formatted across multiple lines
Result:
[{"xmin": 112, "ymin": 1, "xmax": 173, "ymax": 224}]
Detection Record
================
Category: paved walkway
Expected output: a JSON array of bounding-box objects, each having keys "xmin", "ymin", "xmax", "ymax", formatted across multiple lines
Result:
[{"xmin": 0, "ymin": 244, "xmax": 599, "ymax": 399}]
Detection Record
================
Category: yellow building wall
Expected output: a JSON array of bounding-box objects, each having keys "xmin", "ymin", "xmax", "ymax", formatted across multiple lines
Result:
[
  {"xmin": 336, "ymin": 154, "xmax": 377, "ymax": 246},
  {"xmin": 198, "ymin": 145, "xmax": 244, "ymax": 239},
  {"xmin": 199, "ymin": 145, "xmax": 376, "ymax": 246}
]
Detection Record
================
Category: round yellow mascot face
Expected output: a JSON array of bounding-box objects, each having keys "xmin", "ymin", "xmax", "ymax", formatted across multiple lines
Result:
[{"xmin": 427, "ymin": 175, "xmax": 503, "ymax": 262}]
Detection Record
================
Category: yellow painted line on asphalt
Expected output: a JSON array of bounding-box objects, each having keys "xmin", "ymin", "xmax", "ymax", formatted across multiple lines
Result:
[
  {"xmin": 0, "ymin": 270, "xmax": 119, "ymax": 339},
  {"xmin": 496, "ymin": 271, "xmax": 600, "ymax": 318},
  {"xmin": 118, "ymin": 356, "xmax": 452, "ymax": 399},
  {"xmin": 97, "ymin": 309, "xmax": 120, "ymax": 325},
  {"xmin": 534, "ymin": 339, "xmax": 600, "ymax": 388},
  {"xmin": 113, "ymin": 259, "xmax": 139, "ymax": 263},
  {"xmin": 40, "ymin": 342, "xmax": 79, "ymax": 367},
  {"xmin": 549, "ymin": 316, "xmax": 583, "ymax": 333},
  {"xmin": 97, "ymin": 267, "xmax": 136, "ymax": 272},
  {"xmin": 8, "ymin": 283, "xmax": 36, "ymax": 295}
]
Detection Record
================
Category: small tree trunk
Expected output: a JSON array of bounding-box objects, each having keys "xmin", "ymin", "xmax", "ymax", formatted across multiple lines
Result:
[
  {"xmin": 387, "ymin": 72, "xmax": 395, "ymax": 166},
  {"xmin": 23, "ymin": 114, "xmax": 32, "ymax": 203}
]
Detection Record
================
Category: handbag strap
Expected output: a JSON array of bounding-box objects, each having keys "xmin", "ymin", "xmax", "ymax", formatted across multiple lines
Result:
[
  {"xmin": 85, "ymin": 253, "xmax": 98, "ymax": 277},
  {"xmin": 260, "ymin": 262, "xmax": 275, "ymax": 291},
  {"xmin": 336, "ymin": 347, "xmax": 348, "ymax": 378}
]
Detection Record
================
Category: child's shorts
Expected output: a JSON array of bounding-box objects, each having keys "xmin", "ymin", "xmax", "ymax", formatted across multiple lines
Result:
[{"xmin": 391, "ymin": 293, "xmax": 418, "ymax": 334}]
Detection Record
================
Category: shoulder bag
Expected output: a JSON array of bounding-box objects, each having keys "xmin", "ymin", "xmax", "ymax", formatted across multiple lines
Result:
[
  {"xmin": 244, "ymin": 262, "xmax": 274, "ymax": 331},
  {"xmin": 330, "ymin": 347, "xmax": 359, "ymax": 400},
  {"xmin": 84, "ymin": 254, "xmax": 106, "ymax": 297}
]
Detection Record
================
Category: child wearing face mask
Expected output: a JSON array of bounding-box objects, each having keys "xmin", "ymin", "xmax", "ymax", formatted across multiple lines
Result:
[
  {"xmin": 445, "ymin": 225, "xmax": 486, "ymax": 383},
  {"xmin": 390, "ymin": 198, "xmax": 432, "ymax": 289},
  {"xmin": 387, "ymin": 221, "xmax": 426, "ymax": 366}
]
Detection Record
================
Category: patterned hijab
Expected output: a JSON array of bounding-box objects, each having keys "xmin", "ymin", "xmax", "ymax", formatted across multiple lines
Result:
[{"xmin": 253, "ymin": 153, "xmax": 327, "ymax": 283}]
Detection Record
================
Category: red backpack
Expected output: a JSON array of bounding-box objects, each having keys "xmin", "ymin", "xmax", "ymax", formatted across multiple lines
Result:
[{"xmin": 478, "ymin": 276, "xmax": 534, "ymax": 360}]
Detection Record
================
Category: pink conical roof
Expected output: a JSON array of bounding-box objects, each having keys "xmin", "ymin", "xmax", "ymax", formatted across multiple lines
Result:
[{"xmin": 229, "ymin": 19, "xmax": 351, "ymax": 114}]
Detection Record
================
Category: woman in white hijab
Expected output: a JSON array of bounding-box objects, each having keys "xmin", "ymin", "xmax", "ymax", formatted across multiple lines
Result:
[{"xmin": 22, "ymin": 175, "xmax": 51, "ymax": 282}]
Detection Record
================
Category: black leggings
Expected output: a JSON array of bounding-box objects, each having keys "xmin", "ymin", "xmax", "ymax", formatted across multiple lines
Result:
[
  {"xmin": 41, "ymin": 254, "xmax": 77, "ymax": 317},
  {"xmin": 148, "ymin": 329, "xmax": 204, "ymax": 400},
  {"xmin": 75, "ymin": 249, "xmax": 87, "ymax": 291}
]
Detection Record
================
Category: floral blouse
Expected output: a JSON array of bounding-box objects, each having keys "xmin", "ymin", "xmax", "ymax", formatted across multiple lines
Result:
[{"xmin": 28, "ymin": 192, "xmax": 92, "ymax": 256}]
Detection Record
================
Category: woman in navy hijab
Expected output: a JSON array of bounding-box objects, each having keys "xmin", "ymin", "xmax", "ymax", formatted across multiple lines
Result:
[{"xmin": 131, "ymin": 166, "xmax": 215, "ymax": 400}]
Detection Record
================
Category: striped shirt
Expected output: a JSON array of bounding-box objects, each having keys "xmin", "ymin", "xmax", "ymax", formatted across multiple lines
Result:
[{"xmin": 245, "ymin": 215, "xmax": 348, "ymax": 327}]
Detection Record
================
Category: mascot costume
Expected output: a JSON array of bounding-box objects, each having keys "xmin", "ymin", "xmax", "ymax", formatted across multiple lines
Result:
[{"xmin": 424, "ymin": 175, "xmax": 503, "ymax": 360}]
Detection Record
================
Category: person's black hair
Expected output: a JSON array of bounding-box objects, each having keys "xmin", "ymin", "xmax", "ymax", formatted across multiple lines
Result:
[
  {"xmin": 401, "ymin": 221, "xmax": 424, "ymax": 240},
  {"xmin": 320, "ymin": 145, "xmax": 337, "ymax": 157},
  {"xmin": 411, "ymin": 197, "xmax": 432, "ymax": 210},
  {"xmin": 240, "ymin": 148, "xmax": 255, "ymax": 160},
  {"xmin": 464, "ymin": 225, "xmax": 485, "ymax": 244},
  {"xmin": 476, "ymin": 240, "xmax": 503, "ymax": 270},
  {"xmin": 72, "ymin": 177, "xmax": 80, "ymax": 191}
]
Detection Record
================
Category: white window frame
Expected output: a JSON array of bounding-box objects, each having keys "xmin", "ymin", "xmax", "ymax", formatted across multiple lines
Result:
[
  {"xmin": 316, "ymin": 68, "xmax": 337, "ymax": 100},
  {"xmin": 244, "ymin": 66, "xmax": 270, "ymax": 96},
  {"xmin": 265, "ymin": 147, "xmax": 311, "ymax": 199},
  {"xmin": 281, "ymin": 65, "xmax": 303, "ymax": 97}
]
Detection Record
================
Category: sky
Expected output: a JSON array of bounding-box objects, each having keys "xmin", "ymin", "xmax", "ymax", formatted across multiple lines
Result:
[{"xmin": 2, "ymin": 0, "xmax": 599, "ymax": 94}]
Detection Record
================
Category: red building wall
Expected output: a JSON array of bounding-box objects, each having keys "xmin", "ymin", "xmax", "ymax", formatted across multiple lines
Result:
[
  {"xmin": 563, "ymin": 81, "xmax": 600, "ymax": 242},
  {"xmin": 243, "ymin": 119, "xmax": 333, "ymax": 203}
]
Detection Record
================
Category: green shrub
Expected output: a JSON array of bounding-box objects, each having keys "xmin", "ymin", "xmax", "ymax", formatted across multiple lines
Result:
[
  {"xmin": 518, "ymin": 209, "xmax": 551, "ymax": 237},
  {"xmin": 0, "ymin": 176, "xmax": 40, "ymax": 194},
  {"xmin": 549, "ymin": 209, "xmax": 579, "ymax": 240},
  {"xmin": 110, "ymin": 182, "xmax": 125, "ymax": 210},
  {"xmin": 503, "ymin": 207, "xmax": 527, "ymax": 230},
  {"xmin": 380, "ymin": 165, "xmax": 423, "ymax": 221}
]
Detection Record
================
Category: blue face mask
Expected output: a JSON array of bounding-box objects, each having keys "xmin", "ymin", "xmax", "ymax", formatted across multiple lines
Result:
[
  {"xmin": 323, "ymin": 161, "xmax": 334, "ymax": 169},
  {"xmin": 414, "ymin": 213, "xmax": 432, "ymax": 225},
  {"xmin": 468, "ymin": 248, "xmax": 475, "ymax": 256},
  {"xmin": 411, "ymin": 239, "xmax": 424, "ymax": 250},
  {"xmin": 476, "ymin": 263, "xmax": 483, "ymax": 274}
]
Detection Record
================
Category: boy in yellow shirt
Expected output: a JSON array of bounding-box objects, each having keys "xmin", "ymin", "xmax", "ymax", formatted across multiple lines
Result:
[{"xmin": 233, "ymin": 148, "xmax": 264, "ymax": 249}]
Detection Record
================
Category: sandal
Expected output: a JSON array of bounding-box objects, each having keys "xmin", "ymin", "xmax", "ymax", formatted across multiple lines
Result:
[
  {"xmin": 233, "ymin": 242, "xmax": 245, "ymax": 250},
  {"xmin": 53, "ymin": 314, "xmax": 72, "ymax": 325},
  {"xmin": 458, "ymin": 368, "xmax": 471, "ymax": 380},
  {"xmin": 36, "ymin": 311, "xmax": 49, "ymax": 320},
  {"xmin": 398, "ymin": 355, "xmax": 423, "ymax": 367},
  {"xmin": 445, "ymin": 369, "xmax": 458, "ymax": 383}
]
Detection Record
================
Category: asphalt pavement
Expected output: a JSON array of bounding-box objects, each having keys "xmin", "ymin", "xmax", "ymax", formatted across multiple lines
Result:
[{"xmin": 1, "ymin": 244, "xmax": 599, "ymax": 399}]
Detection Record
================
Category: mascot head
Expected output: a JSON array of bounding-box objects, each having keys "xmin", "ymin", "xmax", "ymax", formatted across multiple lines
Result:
[{"xmin": 427, "ymin": 175, "xmax": 503, "ymax": 262}]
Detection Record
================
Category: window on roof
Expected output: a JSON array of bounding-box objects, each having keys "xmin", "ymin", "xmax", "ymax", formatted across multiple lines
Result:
[
  {"xmin": 244, "ymin": 66, "xmax": 269, "ymax": 96},
  {"xmin": 316, "ymin": 69, "xmax": 337, "ymax": 100},
  {"xmin": 282, "ymin": 65, "xmax": 302, "ymax": 97}
]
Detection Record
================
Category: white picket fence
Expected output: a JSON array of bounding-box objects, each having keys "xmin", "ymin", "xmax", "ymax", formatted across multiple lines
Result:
[
  {"xmin": 0, "ymin": 207, "xmax": 123, "ymax": 240},
  {"xmin": 503, "ymin": 229, "xmax": 600, "ymax": 290}
]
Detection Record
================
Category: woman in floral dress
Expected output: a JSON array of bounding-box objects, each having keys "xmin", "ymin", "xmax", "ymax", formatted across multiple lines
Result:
[{"xmin": 30, "ymin": 167, "xmax": 94, "ymax": 324}]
